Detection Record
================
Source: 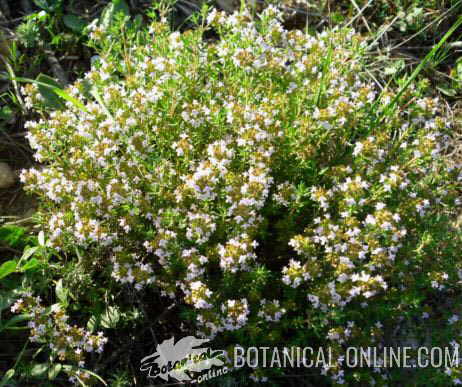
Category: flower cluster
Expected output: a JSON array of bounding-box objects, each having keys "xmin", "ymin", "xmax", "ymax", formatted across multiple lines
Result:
[
  {"xmin": 220, "ymin": 299, "xmax": 250, "ymax": 331},
  {"xmin": 257, "ymin": 299, "xmax": 286, "ymax": 322},
  {"xmin": 21, "ymin": 6, "xmax": 462, "ymax": 385},
  {"xmin": 11, "ymin": 293, "xmax": 107, "ymax": 384},
  {"xmin": 281, "ymin": 259, "xmax": 312, "ymax": 288}
]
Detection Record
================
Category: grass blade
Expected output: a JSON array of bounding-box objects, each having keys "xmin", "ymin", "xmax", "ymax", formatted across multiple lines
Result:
[{"xmin": 380, "ymin": 16, "xmax": 462, "ymax": 121}]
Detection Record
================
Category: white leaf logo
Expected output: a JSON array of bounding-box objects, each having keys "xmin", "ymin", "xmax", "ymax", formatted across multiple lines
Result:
[{"xmin": 140, "ymin": 336, "xmax": 224, "ymax": 382}]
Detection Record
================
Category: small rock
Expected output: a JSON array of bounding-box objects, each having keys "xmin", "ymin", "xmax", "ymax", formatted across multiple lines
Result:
[{"xmin": 0, "ymin": 162, "xmax": 15, "ymax": 189}]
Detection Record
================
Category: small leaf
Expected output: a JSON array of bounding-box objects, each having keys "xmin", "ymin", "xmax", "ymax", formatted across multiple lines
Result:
[
  {"xmin": 38, "ymin": 231, "xmax": 45, "ymax": 247},
  {"xmin": 437, "ymin": 85, "xmax": 457, "ymax": 97},
  {"xmin": 55, "ymin": 279, "xmax": 68, "ymax": 305},
  {"xmin": 0, "ymin": 105, "xmax": 13, "ymax": 121},
  {"xmin": 100, "ymin": 306, "xmax": 120, "ymax": 329},
  {"xmin": 456, "ymin": 58, "xmax": 462, "ymax": 78},
  {"xmin": 100, "ymin": 0, "xmax": 129, "ymax": 30},
  {"xmin": 0, "ymin": 369, "xmax": 14, "ymax": 387},
  {"xmin": 0, "ymin": 260, "xmax": 17, "ymax": 280},
  {"xmin": 63, "ymin": 14, "xmax": 87, "ymax": 33},
  {"xmin": 91, "ymin": 87, "xmax": 113, "ymax": 119},
  {"xmin": 62, "ymin": 365, "xmax": 107, "ymax": 386},
  {"xmin": 48, "ymin": 363, "xmax": 62, "ymax": 380},
  {"xmin": 30, "ymin": 363, "xmax": 48, "ymax": 377},
  {"xmin": 87, "ymin": 314, "xmax": 100, "ymax": 332}
]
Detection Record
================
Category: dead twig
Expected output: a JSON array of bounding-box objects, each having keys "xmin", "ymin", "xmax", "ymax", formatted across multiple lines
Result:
[
  {"xmin": 0, "ymin": 17, "xmax": 25, "ymax": 27},
  {"xmin": 3, "ymin": 216, "xmax": 34, "ymax": 226},
  {"xmin": 349, "ymin": 0, "xmax": 371, "ymax": 33},
  {"xmin": 391, "ymin": 0, "xmax": 462, "ymax": 51},
  {"xmin": 0, "ymin": 245, "xmax": 21, "ymax": 254},
  {"xmin": 44, "ymin": 49, "xmax": 69, "ymax": 86}
]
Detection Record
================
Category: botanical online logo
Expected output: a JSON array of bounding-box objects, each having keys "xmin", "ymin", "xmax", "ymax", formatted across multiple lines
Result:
[{"xmin": 140, "ymin": 336, "xmax": 227, "ymax": 383}]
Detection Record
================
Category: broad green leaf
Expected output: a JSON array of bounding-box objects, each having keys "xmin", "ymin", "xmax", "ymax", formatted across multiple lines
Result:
[
  {"xmin": 63, "ymin": 14, "xmax": 87, "ymax": 33},
  {"xmin": 36, "ymin": 74, "xmax": 64, "ymax": 109},
  {"xmin": 0, "ymin": 261, "xmax": 17, "ymax": 280},
  {"xmin": 7, "ymin": 75, "xmax": 89, "ymax": 113},
  {"xmin": 33, "ymin": 0, "xmax": 61, "ymax": 11},
  {"xmin": 21, "ymin": 258, "xmax": 40, "ymax": 272},
  {"xmin": 18, "ymin": 246, "xmax": 39, "ymax": 266},
  {"xmin": 0, "ymin": 226, "xmax": 26, "ymax": 248}
]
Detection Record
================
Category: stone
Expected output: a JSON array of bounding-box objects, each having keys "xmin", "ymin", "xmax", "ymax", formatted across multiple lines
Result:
[{"xmin": 0, "ymin": 162, "xmax": 15, "ymax": 189}]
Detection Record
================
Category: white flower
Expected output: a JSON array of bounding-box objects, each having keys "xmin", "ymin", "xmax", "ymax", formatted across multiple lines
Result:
[
  {"xmin": 353, "ymin": 142, "xmax": 364, "ymax": 156},
  {"xmin": 365, "ymin": 214, "xmax": 376, "ymax": 225}
]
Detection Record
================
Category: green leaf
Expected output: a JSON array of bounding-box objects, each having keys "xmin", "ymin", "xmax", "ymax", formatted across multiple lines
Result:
[
  {"xmin": 63, "ymin": 14, "xmax": 87, "ymax": 33},
  {"xmin": 380, "ymin": 16, "xmax": 462, "ymax": 120},
  {"xmin": 18, "ymin": 246, "xmax": 39, "ymax": 266},
  {"xmin": 0, "ymin": 261, "xmax": 17, "ymax": 280},
  {"xmin": 100, "ymin": 0, "xmax": 129, "ymax": 30},
  {"xmin": 48, "ymin": 363, "xmax": 62, "ymax": 380},
  {"xmin": 0, "ymin": 105, "xmax": 13, "ymax": 121},
  {"xmin": 38, "ymin": 231, "xmax": 45, "ymax": 247},
  {"xmin": 0, "ymin": 226, "xmax": 26, "ymax": 248},
  {"xmin": 0, "ymin": 314, "xmax": 30, "ymax": 332},
  {"xmin": 100, "ymin": 306, "xmax": 120, "ymax": 329},
  {"xmin": 36, "ymin": 74, "xmax": 64, "ymax": 109},
  {"xmin": 91, "ymin": 87, "xmax": 113, "ymax": 119},
  {"xmin": 437, "ymin": 85, "xmax": 457, "ymax": 97},
  {"xmin": 7, "ymin": 75, "xmax": 89, "ymax": 113},
  {"xmin": 53, "ymin": 88, "xmax": 88, "ymax": 112},
  {"xmin": 0, "ymin": 369, "xmax": 14, "ymax": 387},
  {"xmin": 0, "ymin": 290, "xmax": 19, "ymax": 311},
  {"xmin": 33, "ymin": 0, "xmax": 61, "ymax": 12},
  {"xmin": 30, "ymin": 363, "xmax": 48, "ymax": 378},
  {"xmin": 456, "ymin": 58, "xmax": 462, "ymax": 79},
  {"xmin": 62, "ymin": 365, "xmax": 107, "ymax": 386},
  {"xmin": 20, "ymin": 258, "xmax": 40, "ymax": 272},
  {"xmin": 87, "ymin": 314, "xmax": 100, "ymax": 333},
  {"xmin": 55, "ymin": 279, "xmax": 68, "ymax": 305}
]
